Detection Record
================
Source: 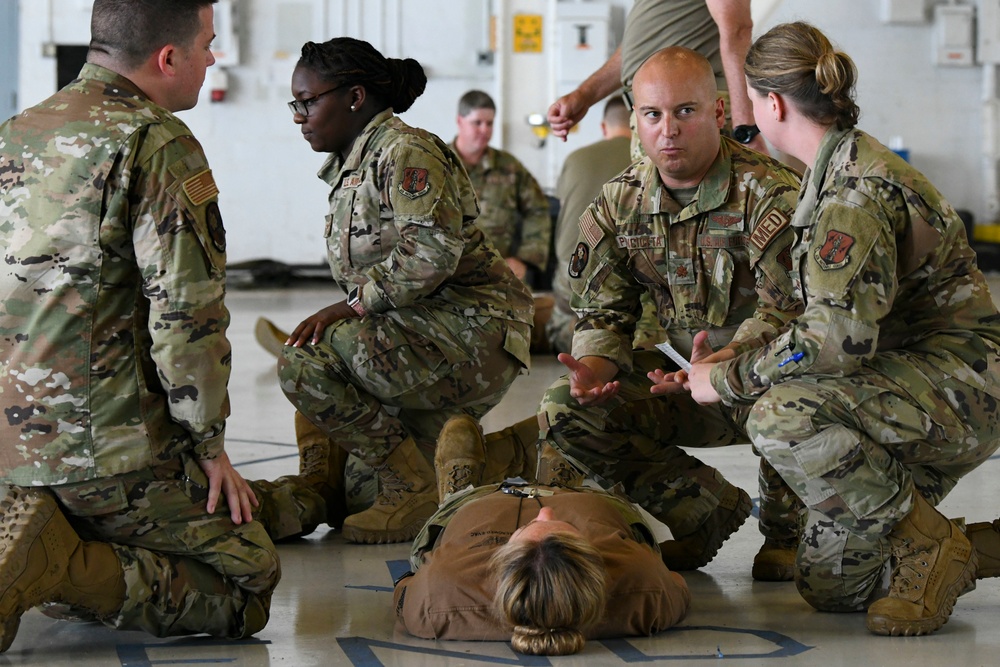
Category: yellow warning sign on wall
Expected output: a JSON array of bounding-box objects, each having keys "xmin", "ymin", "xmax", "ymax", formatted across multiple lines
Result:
[{"xmin": 513, "ymin": 14, "xmax": 543, "ymax": 53}]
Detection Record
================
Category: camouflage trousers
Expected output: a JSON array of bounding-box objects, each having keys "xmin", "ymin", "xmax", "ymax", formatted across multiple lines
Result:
[
  {"xmin": 278, "ymin": 307, "xmax": 526, "ymax": 466},
  {"xmin": 35, "ymin": 453, "xmax": 280, "ymax": 638},
  {"xmin": 538, "ymin": 350, "xmax": 803, "ymax": 539},
  {"xmin": 747, "ymin": 369, "xmax": 1000, "ymax": 611}
]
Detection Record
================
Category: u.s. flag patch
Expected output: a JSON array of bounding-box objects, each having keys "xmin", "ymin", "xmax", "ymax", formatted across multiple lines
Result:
[{"xmin": 182, "ymin": 169, "xmax": 219, "ymax": 206}]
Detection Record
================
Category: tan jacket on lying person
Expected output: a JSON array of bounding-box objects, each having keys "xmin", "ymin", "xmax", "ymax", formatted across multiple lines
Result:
[{"xmin": 393, "ymin": 483, "xmax": 690, "ymax": 655}]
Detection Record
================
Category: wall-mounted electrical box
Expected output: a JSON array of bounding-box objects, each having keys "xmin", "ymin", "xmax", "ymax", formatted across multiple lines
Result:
[
  {"xmin": 935, "ymin": 3, "xmax": 974, "ymax": 66},
  {"xmin": 881, "ymin": 0, "xmax": 927, "ymax": 24},
  {"xmin": 980, "ymin": 0, "xmax": 1000, "ymax": 63},
  {"xmin": 555, "ymin": 2, "xmax": 613, "ymax": 84},
  {"xmin": 211, "ymin": 0, "xmax": 240, "ymax": 66}
]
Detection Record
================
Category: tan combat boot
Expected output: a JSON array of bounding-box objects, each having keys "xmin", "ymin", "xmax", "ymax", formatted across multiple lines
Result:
[
  {"xmin": 752, "ymin": 539, "xmax": 799, "ymax": 582},
  {"xmin": 341, "ymin": 438, "xmax": 439, "ymax": 544},
  {"xmin": 0, "ymin": 488, "xmax": 125, "ymax": 652},
  {"xmin": 866, "ymin": 493, "xmax": 978, "ymax": 636},
  {"xmin": 752, "ymin": 458, "xmax": 803, "ymax": 582},
  {"xmin": 659, "ymin": 484, "xmax": 752, "ymax": 571},
  {"xmin": 254, "ymin": 316, "xmax": 287, "ymax": 358},
  {"xmin": 294, "ymin": 410, "xmax": 348, "ymax": 529},
  {"xmin": 965, "ymin": 519, "xmax": 1000, "ymax": 578},
  {"xmin": 434, "ymin": 415, "xmax": 487, "ymax": 503},
  {"xmin": 536, "ymin": 442, "xmax": 585, "ymax": 488},
  {"xmin": 253, "ymin": 411, "xmax": 351, "ymax": 541},
  {"xmin": 435, "ymin": 415, "xmax": 542, "ymax": 503},
  {"xmin": 481, "ymin": 416, "xmax": 540, "ymax": 485},
  {"xmin": 530, "ymin": 294, "xmax": 555, "ymax": 354}
]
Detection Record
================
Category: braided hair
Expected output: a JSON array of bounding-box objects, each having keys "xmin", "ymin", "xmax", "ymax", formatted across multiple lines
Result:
[{"xmin": 298, "ymin": 37, "xmax": 426, "ymax": 113}]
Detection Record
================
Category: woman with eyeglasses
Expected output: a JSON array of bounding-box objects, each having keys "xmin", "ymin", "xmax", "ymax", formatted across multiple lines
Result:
[
  {"xmin": 275, "ymin": 37, "xmax": 534, "ymax": 546},
  {"xmin": 684, "ymin": 21, "xmax": 1000, "ymax": 636},
  {"xmin": 393, "ymin": 481, "xmax": 690, "ymax": 655}
]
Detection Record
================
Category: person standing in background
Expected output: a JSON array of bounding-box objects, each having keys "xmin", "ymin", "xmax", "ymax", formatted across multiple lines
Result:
[{"xmin": 547, "ymin": 95, "xmax": 633, "ymax": 354}]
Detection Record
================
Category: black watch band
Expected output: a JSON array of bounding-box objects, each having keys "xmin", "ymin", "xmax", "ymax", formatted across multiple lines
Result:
[{"xmin": 733, "ymin": 124, "xmax": 761, "ymax": 145}]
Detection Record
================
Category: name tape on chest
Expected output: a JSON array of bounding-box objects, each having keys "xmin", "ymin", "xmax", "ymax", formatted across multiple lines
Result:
[
  {"xmin": 182, "ymin": 170, "xmax": 219, "ymax": 207},
  {"xmin": 749, "ymin": 208, "xmax": 791, "ymax": 252},
  {"xmin": 616, "ymin": 235, "xmax": 666, "ymax": 249}
]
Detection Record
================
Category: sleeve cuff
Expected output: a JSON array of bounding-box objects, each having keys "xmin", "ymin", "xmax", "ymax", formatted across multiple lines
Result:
[{"xmin": 192, "ymin": 429, "xmax": 226, "ymax": 460}]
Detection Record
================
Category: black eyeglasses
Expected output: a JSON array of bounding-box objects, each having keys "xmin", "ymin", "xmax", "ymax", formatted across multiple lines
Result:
[{"xmin": 287, "ymin": 84, "xmax": 348, "ymax": 117}]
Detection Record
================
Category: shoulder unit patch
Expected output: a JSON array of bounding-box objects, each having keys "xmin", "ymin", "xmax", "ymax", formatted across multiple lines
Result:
[
  {"xmin": 399, "ymin": 167, "xmax": 431, "ymax": 199},
  {"xmin": 815, "ymin": 229, "xmax": 855, "ymax": 270}
]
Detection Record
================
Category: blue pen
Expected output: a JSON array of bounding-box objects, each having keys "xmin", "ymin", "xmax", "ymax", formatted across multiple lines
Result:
[{"xmin": 778, "ymin": 352, "xmax": 805, "ymax": 367}]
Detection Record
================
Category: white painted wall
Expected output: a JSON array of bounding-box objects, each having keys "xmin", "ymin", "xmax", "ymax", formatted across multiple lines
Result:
[
  {"xmin": 10, "ymin": 0, "xmax": 994, "ymax": 263},
  {"xmin": 758, "ymin": 0, "xmax": 986, "ymax": 225}
]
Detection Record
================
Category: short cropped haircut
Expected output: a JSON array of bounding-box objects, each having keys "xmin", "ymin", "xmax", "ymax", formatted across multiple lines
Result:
[
  {"xmin": 458, "ymin": 90, "xmax": 496, "ymax": 117},
  {"xmin": 89, "ymin": 0, "xmax": 217, "ymax": 71}
]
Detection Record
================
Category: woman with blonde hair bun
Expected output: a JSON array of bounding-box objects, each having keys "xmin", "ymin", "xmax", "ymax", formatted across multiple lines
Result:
[
  {"xmin": 490, "ymin": 517, "xmax": 606, "ymax": 655},
  {"xmin": 393, "ymin": 484, "xmax": 690, "ymax": 654},
  {"xmin": 686, "ymin": 21, "xmax": 1000, "ymax": 637}
]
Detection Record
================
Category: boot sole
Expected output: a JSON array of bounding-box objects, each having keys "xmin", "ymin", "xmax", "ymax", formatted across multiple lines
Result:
[
  {"xmin": 341, "ymin": 519, "xmax": 424, "ymax": 545},
  {"xmin": 0, "ymin": 488, "xmax": 59, "ymax": 653},
  {"xmin": 751, "ymin": 554, "xmax": 797, "ymax": 582},
  {"xmin": 866, "ymin": 546, "xmax": 979, "ymax": 636},
  {"xmin": 341, "ymin": 499, "xmax": 439, "ymax": 545},
  {"xmin": 663, "ymin": 488, "xmax": 753, "ymax": 571}
]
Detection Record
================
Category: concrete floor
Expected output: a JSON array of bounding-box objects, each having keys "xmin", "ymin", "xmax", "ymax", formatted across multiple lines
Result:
[{"xmin": 6, "ymin": 280, "xmax": 1000, "ymax": 666}]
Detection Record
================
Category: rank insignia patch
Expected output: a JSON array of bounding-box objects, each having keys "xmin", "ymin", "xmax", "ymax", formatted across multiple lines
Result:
[
  {"xmin": 568, "ymin": 242, "xmax": 590, "ymax": 278},
  {"xmin": 815, "ymin": 229, "xmax": 855, "ymax": 269},
  {"xmin": 399, "ymin": 167, "xmax": 430, "ymax": 199}
]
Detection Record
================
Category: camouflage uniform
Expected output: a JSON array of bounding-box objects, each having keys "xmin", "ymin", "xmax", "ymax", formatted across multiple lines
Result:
[
  {"xmin": 279, "ymin": 110, "xmax": 533, "ymax": 468},
  {"xmin": 0, "ymin": 64, "xmax": 278, "ymax": 637},
  {"xmin": 548, "ymin": 135, "xmax": 633, "ymax": 354},
  {"xmin": 453, "ymin": 142, "xmax": 552, "ymax": 282},
  {"xmin": 712, "ymin": 128, "xmax": 1000, "ymax": 610},
  {"xmin": 539, "ymin": 138, "xmax": 804, "ymax": 540}
]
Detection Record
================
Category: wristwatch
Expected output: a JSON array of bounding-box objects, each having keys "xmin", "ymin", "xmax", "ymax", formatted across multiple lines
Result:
[
  {"xmin": 733, "ymin": 124, "xmax": 761, "ymax": 145},
  {"xmin": 347, "ymin": 285, "xmax": 366, "ymax": 317}
]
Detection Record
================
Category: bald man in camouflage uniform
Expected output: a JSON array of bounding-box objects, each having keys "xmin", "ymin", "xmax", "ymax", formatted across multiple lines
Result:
[
  {"xmin": 539, "ymin": 48, "xmax": 805, "ymax": 578},
  {"xmin": 0, "ymin": 0, "xmax": 279, "ymax": 652}
]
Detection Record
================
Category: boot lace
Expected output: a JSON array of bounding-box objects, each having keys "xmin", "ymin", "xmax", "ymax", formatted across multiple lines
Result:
[
  {"xmin": 887, "ymin": 536, "xmax": 933, "ymax": 600},
  {"xmin": 377, "ymin": 465, "xmax": 412, "ymax": 505},
  {"xmin": 446, "ymin": 464, "xmax": 475, "ymax": 494}
]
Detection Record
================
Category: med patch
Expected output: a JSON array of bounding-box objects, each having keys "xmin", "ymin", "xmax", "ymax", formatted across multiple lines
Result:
[{"xmin": 749, "ymin": 208, "xmax": 790, "ymax": 252}]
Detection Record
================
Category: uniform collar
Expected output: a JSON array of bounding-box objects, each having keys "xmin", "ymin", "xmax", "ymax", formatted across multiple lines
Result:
[
  {"xmin": 318, "ymin": 108, "xmax": 396, "ymax": 185},
  {"xmin": 79, "ymin": 63, "xmax": 152, "ymax": 103},
  {"xmin": 805, "ymin": 126, "xmax": 853, "ymax": 193},
  {"xmin": 449, "ymin": 139, "xmax": 496, "ymax": 173},
  {"xmin": 791, "ymin": 126, "xmax": 853, "ymax": 229},
  {"xmin": 636, "ymin": 138, "xmax": 732, "ymax": 218}
]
